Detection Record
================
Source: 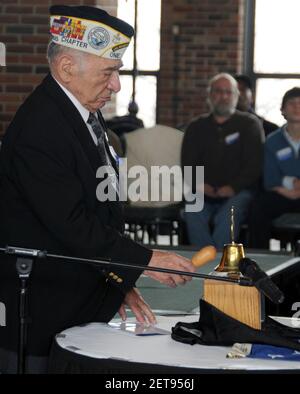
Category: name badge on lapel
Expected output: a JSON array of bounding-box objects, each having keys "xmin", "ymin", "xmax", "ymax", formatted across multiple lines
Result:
[
  {"xmin": 276, "ymin": 147, "xmax": 293, "ymax": 161},
  {"xmin": 225, "ymin": 132, "xmax": 240, "ymax": 145},
  {"xmin": 109, "ymin": 144, "xmax": 119, "ymax": 164},
  {"xmin": 104, "ymin": 132, "xmax": 119, "ymax": 164}
]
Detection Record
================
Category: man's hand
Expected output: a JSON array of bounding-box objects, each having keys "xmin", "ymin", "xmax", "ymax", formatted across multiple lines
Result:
[
  {"xmin": 274, "ymin": 186, "xmax": 300, "ymax": 200},
  {"xmin": 202, "ymin": 183, "xmax": 217, "ymax": 198},
  {"xmin": 216, "ymin": 185, "xmax": 235, "ymax": 198},
  {"xmin": 144, "ymin": 250, "xmax": 196, "ymax": 288},
  {"xmin": 293, "ymin": 178, "xmax": 300, "ymax": 190},
  {"xmin": 118, "ymin": 288, "xmax": 156, "ymax": 325}
]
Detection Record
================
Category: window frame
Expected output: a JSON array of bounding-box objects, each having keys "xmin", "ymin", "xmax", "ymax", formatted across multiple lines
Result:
[
  {"xmin": 244, "ymin": 0, "xmax": 300, "ymax": 94},
  {"xmin": 118, "ymin": 0, "xmax": 160, "ymax": 124}
]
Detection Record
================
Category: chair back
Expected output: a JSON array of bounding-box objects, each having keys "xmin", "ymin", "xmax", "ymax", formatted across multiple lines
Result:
[{"xmin": 124, "ymin": 125, "xmax": 184, "ymax": 208}]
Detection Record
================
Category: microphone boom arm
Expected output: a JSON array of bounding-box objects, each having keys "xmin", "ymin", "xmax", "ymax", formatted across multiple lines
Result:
[{"xmin": 1, "ymin": 245, "xmax": 252, "ymax": 286}]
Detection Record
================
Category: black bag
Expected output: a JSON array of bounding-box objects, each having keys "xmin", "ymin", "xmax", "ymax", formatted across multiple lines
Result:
[{"xmin": 171, "ymin": 299, "xmax": 300, "ymax": 350}]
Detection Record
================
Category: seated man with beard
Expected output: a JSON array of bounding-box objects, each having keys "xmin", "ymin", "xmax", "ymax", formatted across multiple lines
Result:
[{"xmin": 182, "ymin": 73, "xmax": 264, "ymax": 248}]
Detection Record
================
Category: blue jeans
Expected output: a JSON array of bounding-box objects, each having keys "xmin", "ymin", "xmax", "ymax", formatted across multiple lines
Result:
[{"xmin": 184, "ymin": 190, "xmax": 253, "ymax": 249}]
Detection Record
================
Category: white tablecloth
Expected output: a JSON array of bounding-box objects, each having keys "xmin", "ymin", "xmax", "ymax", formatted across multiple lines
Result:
[{"xmin": 55, "ymin": 315, "xmax": 300, "ymax": 371}]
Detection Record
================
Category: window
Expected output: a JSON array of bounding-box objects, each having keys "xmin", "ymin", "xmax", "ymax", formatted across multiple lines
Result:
[
  {"xmin": 117, "ymin": 0, "xmax": 161, "ymax": 127},
  {"xmin": 245, "ymin": 0, "xmax": 300, "ymax": 126}
]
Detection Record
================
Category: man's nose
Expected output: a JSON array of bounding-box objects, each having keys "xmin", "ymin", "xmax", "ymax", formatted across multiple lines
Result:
[
  {"xmin": 220, "ymin": 90, "xmax": 232, "ymax": 98},
  {"xmin": 108, "ymin": 71, "xmax": 121, "ymax": 93}
]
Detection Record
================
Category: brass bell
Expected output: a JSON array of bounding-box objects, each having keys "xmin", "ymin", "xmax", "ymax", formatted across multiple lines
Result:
[
  {"xmin": 214, "ymin": 206, "xmax": 245, "ymax": 273},
  {"xmin": 215, "ymin": 242, "xmax": 245, "ymax": 273}
]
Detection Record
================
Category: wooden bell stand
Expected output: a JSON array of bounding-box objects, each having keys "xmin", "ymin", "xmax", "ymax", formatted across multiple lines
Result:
[
  {"xmin": 194, "ymin": 207, "xmax": 263, "ymax": 330},
  {"xmin": 203, "ymin": 279, "xmax": 262, "ymax": 329}
]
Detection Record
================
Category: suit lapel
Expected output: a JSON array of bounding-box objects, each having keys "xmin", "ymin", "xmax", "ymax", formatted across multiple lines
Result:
[
  {"xmin": 42, "ymin": 74, "xmax": 123, "ymax": 228},
  {"xmin": 42, "ymin": 74, "xmax": 102, "ymax": 174}
]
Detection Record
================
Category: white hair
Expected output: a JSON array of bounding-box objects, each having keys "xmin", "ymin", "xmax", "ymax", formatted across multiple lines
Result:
[
  {"xmin": 207, "ymin": 72, "xmax": 239, "ymax": 96},
  {"xmin": 206, "ymin": 73, "xmax": 239, "ymax": 116},
  {"xmin": 47, "ymin": 41, "xmax": 88, "ymax": 72}
]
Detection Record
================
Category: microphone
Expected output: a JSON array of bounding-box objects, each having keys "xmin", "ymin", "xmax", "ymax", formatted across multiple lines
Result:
[{"xmin": 239, "ymin": 257, "xmax": 284, "ymax": 304}]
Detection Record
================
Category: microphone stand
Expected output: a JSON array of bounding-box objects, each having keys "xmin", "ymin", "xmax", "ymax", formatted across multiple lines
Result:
[
  {"xmin": 5, "ymin": 248, "xmax": 46, "ymax": 374},
  {"xmin": 15, "ymin": 256, "xmax": 33, "ymax": 375},
  {"xmin": 0, "ymin": 245, "xmax": 253, "ymax": 374}
]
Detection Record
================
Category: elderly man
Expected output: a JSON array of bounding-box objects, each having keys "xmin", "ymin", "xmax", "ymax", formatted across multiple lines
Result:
[
  {"xmin": 0, "ymin": 5, "xmax": 194, "ymax": 373},
  {"xmin": 249, "ymin": 87, "xmax": 300, "ymax": 248},
  {"xmin": 182, "ymin": 73, "xmax": 264, "ymax": 248}
]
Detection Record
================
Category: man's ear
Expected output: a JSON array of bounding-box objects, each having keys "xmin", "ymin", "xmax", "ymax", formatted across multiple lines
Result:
[
  {"xmin": 56, "ymin": 55, "xmax": 76, "ymax": 83},
  {"xmin": 281, "ymin": 107, "xmax": 287, "ymax": 120},
  {"xmin": 248, "ymin": 89, "xmax": 254, "ymax": 106}
]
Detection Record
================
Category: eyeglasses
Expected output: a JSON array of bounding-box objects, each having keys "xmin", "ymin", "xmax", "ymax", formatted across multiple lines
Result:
[{"xmin": 211, "ymin": 88, "xmax": 235, "ymax": 95}]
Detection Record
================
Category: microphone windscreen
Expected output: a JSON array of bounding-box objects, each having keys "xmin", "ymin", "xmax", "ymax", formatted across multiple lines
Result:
[
  {"xmin": 192, "ymin": 245, "xmax": 217, "ymax": 267},
  {"xmin": 238, "ymin": 258, "xmax": 285, "ymax": 304},
  {"xmin": 239, "ymin": 258, "xmax": 262, "ymax": 282},
  {"xmin": 238, "ymin": 257, "xmax": 253, "ymax": 276}
]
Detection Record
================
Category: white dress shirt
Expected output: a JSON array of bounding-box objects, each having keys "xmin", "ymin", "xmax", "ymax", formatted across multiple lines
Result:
[
  {"xmin": 52, "ymin": 76, "xmax": 119, "ymax": 196},
  {"xmin": 52, "ymin": 75, "xmax": 98, "ymax": 145}
]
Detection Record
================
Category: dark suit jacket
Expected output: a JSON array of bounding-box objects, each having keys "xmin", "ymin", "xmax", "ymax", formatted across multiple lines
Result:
[{"xmin": 0, "ymin": 74, "xmax": 152, "ymax": 356}]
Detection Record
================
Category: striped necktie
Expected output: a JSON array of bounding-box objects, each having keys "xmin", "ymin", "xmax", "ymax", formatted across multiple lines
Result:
[
  {"xmin": 87, "ymin": 112, "xmax": 110, "ymax": 166},
  {"xmin": 87, "ymin": 112, "xmax": 119, "ymax": 196}
]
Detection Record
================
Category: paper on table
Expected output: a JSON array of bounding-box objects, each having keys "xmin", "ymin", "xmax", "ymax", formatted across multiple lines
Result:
[
  {"xmin": 152, "ymin": 309, "xmax": 199, "ymax": 316},
  {"xmin": 111, "ymin": 315, "xmax": 200, "ymax": 333},
  {"xmin": 108, "ymin": 321, "xmax": 170, "ymax": 336}
]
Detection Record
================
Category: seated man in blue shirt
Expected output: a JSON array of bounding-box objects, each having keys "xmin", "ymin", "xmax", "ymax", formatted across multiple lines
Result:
[{"xmin": 249, "ymin": 87, "xmax": 300, "ymax": 248}]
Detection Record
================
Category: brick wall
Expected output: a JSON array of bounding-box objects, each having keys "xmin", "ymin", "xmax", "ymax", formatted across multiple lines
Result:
[
  {"xmin": 0, "ymin": 0, "xmax": 117, "ymax": 136},
  {"xmin": 157, "ymin": 0, "xmax": 245, "ymax": 127}
]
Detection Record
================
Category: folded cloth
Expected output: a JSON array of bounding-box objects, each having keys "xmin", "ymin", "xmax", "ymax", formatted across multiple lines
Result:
[
  {"xmin": 227, "ymin": 342, "xmax": 300, "ymax": 361},
  {"xmin": 171, "ymin": 299, "xmax": 300, "ymax": 351}
]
